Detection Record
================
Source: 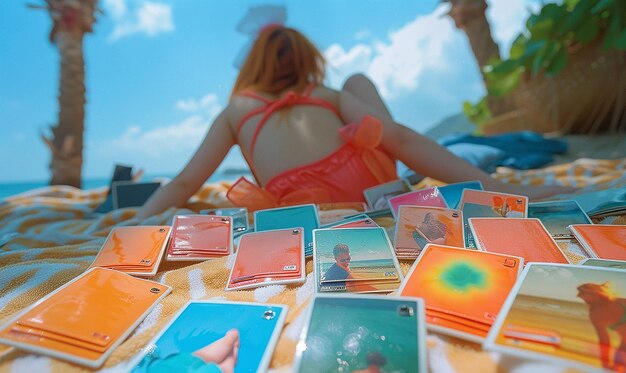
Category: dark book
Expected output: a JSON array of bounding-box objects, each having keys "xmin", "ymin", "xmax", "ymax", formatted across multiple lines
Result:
[
  {"xmin": 112, "ymin": 181, "xmax": 160, "ymax": 209},
  {"xmin": 93, "ymin": 164, "xmax": 133, "ymax": 213}
]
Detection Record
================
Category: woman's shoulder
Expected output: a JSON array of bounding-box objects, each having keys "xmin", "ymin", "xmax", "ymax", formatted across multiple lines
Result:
[
  {"xmin": 309, "ymin": 85, "xmax": 340, "ymax": 105},
  {"xmin": 223, "ymin": 92, "xmax": 266, "ymax": 120}
]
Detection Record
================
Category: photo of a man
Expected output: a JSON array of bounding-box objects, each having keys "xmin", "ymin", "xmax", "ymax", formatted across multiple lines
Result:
[
  {"xmin": 322, "ymin": 243, "xmax": 353, "ymax": 286},
  {"xmin": 314, "ymin": 228, "xmax": 401, "ymax": 293}
]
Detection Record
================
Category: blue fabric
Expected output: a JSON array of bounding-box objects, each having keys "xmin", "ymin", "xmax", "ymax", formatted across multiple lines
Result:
[
  {"xmin": 438, "ymin": 131, "xmax": 567, "ymax": 172},
  {"xmin": 445, "ymin": 143, "xmax": 505, "ymax": 172}
]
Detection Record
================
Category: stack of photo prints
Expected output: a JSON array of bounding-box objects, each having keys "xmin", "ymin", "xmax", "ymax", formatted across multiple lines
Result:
[
  {"xmin": 0, "ymin": 179, "xmax": 625, "ymax": 373},
  {"xmin": 167, "ymin": 215, "xmax": 233, "ymax": 260}
]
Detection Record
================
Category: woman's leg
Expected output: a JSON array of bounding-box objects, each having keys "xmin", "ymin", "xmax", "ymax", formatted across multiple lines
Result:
[
  {"xmin": 342, "ymin": 74, "xmax": 394, "ymax": 122},
  {"xmin": 339, "ymin": 74, "xmax": 577, "ymax": 200}
]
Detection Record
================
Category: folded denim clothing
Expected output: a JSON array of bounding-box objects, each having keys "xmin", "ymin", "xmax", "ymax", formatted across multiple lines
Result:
[
  {"xmin": 445, "ymin": 143, "xmax": 505, "ymax": 172},
  {"xmin": 439, "ymin": 131, "xmax": 568, "ymax": 171}
]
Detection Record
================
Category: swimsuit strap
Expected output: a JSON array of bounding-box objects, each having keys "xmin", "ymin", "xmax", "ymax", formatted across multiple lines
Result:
[
  {"xmin": 302, "ymin": 83, "xmax": 316, "ymax": 97},
  {"xmin": 236, "ymin": 86, "xmax": 341, "ymax": 165},
  {"xmin": 235, "ymin": 91, "xmax": 273, "ymax": 138},
  {"xmin": 235, "ymin": 85, "xmax": 321, "ymax": 136}
]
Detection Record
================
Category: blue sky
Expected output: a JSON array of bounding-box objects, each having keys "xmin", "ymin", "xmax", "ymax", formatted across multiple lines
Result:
[{"xmin": 0, "ymin": 0, "xmax": 541, "ymax": 183}]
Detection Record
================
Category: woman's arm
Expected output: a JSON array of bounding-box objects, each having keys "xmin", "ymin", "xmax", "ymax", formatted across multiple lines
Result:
[{"xmin": 136, "ymin": 110, "xmax": 236, "ymax": 220}]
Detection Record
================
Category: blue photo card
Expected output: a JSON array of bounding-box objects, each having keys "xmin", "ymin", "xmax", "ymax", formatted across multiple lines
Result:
[
  {"xmin": 254, "ymin": 204, "xmax": 319, "ymax": 257},
  {"xmin": 130, "ymin": 301, "xmax": 287, "ymax": 373},
  {"xmin": 581, "ymin": 258, "xmax": 626, "ymax": 270},
  {"xmin": 528, "ymin": 200, "xmax": 592, "ymax": 238},
  {"xmin": 201, "ymin": 207, "xmax": 249, "ymax": 236},
  {"xmin": 438, "ymin": 181, "xmax": 483, "ymax": 209}
]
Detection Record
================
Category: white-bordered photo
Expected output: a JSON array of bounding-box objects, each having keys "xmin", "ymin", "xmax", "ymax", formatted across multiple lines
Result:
[
  {"xmin": 312, "ymin": 227, "xmax": 403, "ymax": 294},
  {"xmin": 484, "ymin": 263, "xmax": 626, "ymax": 372}
]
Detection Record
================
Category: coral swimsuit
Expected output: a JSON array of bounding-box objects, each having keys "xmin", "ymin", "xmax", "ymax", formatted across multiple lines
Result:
[{"xmin": 226, "ymin": 86, "xmax": 397, "ymax": 211}]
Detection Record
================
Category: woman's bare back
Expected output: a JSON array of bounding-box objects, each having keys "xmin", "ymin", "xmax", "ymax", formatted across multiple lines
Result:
[{"xmin": 226, "ymin": 86, "xmax": 346, "ymax": 186}]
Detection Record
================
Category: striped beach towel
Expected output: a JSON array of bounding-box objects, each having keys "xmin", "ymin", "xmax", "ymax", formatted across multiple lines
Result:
[{"xmin": 0, "ymin": 158, "xmax": 624, "ymax": 372}]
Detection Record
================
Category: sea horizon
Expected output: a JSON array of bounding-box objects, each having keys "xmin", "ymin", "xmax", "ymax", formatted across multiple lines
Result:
[{"xmin": 0, "ymin": 168, "xmax": 252, "ymax": 200}]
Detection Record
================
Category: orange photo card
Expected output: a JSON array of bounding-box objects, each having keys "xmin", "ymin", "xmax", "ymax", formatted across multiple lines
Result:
[
  {"xmin": 226, "ymin": 228, "xmax": 305, "ymax": 291},
  {"xmin": 470, "ymin": 218, "xmax": 569, "ymax": 264},
  {"xmin": 459, "ymin": 190, "xmax": 528, "ymax": 248},
  {"xmin": 398, "ymin": 244, "xmax": 523, "ymax": 342},
  {"xmin": 89, "ymin": 226, "xmax": 171, "ymax": 277},
  {"xmin": 167, "ymin": 215, "xmax": 233, "ymax": 261},
  {"xmin": 394, "ymin": 206, "xmax": 464, "ymax": 259},
  {"xmin": 568, "ymin": 224, "xmax": 626, "ymax": 261},
  {"xmin": 0, "ymin": 267, "xmax": 171, "ymax": 368}
]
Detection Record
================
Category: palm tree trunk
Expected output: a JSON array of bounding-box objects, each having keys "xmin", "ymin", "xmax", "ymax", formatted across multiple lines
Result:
[
  {"xmin": 38, "ymin": 0, "xmax": 97, "ymax": 188},
  {"xmin": 447, "ymin": 0, "xmax": 516, "ymax": 115},
  {"xmin": 45, "ymin": 31, "xmax": 85, "ymax": 187}
]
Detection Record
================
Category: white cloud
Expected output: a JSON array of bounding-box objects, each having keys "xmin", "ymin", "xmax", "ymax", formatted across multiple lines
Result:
[
  {"xmin": 104, "ymin": 0, "xmax": 174, "ymax": 41},
  {"xmin": 322, "ymin": 1, "xmax": 540, "ymax": 131},
  {"xmin": 175, "ymin": 94, "xmax": 221, "ymax": 117},
  {"xmin": 94, "ymin": 94, "xmax": 222, "ymax": 169},
  {"xmin": 104, "ymin": 0, "xmax": 127, "ymax": 19},
  {"xmin": 324, "ymin": 4, "xmax": 455, "ymax": 100},
  {"xmin": 487, "ymin": 0, "xmax": 540, "ymax": 58},
  {"xmin": 354, "ymin": 30, "xmax": 371, "ymax": 41},
  {"xmin": 92, "ymin": 94, "xmax": 246, "ymax": 176},
  {"xmin": 103, "ymin": 115, "xmax": 208, "ymax": 159},
  {"xmin": 324, "ymin": 43, "xmax": 373, "ymax": 82}
]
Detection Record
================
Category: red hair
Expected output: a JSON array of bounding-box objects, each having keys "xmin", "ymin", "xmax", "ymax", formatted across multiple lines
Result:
[{"xmin": 231, "ymin": 26, "xmax": 325, "ymax": 97}]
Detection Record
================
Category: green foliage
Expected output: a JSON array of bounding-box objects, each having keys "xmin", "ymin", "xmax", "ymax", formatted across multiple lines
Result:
[
  {"xmin": 464, "ymin": 0, "xmax": 625, "ymax": 127},
  {"xmin": 462, "ymin": 97, "xmax": 491, "ymax": 129},
  {"xmin": 484, "ymin": 0, "xmax": 625, "ymax": 98}
]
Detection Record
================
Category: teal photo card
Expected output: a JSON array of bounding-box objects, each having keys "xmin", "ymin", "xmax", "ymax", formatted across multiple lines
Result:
[{"xmin": 294, "ymin": 295, "xmax": 427, "ymax": 373}]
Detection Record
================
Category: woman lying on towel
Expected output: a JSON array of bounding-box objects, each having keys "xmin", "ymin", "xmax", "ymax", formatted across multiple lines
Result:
[{"xmin": 137, "ymin": 25, "xmax": 573, "ymax": 220}]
